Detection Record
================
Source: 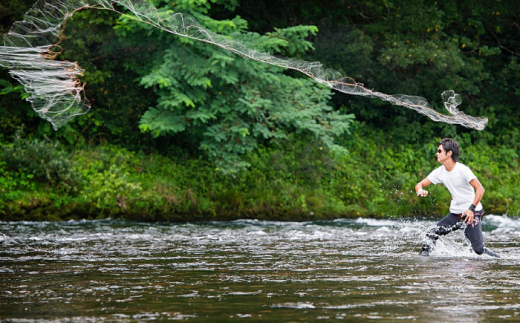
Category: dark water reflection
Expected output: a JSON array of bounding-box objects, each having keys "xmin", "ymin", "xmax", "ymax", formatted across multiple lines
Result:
[{"xmin": 1, "ymin": 216, "xmax": 519, "ymax": 321}]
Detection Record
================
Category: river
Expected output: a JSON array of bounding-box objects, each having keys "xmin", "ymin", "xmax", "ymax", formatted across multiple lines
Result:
[{"xmin": 1, "ymin": 215, "xmax": 519, "ymax": 321}]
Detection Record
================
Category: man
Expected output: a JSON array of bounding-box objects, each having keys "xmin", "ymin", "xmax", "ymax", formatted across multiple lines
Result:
[{"xmin": 415, "ymin": 138, "xmax": 499, "ymax": 257}]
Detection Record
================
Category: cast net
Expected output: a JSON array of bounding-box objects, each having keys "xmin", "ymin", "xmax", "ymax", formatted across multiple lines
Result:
[{"xmin": 0, "ymin": 0, "xmax": 488, "ymax": 130}]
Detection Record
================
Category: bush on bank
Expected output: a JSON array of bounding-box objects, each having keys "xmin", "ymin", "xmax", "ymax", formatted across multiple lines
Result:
[{"xmin": 1, "ymin": 125, "xmax": 518, "ymax": 222}]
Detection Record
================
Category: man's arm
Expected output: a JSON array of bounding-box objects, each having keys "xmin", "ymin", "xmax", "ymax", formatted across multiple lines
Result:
[
  {"xmin": 462, "ymin": 178, "xmax": 485, "ymax": 224},
  {"xmin": 415, "ymin": 178, "xmax": 432, "ymax": 197},
  {"xmin": 470, "ymin": 178, "xmax": 485, "ymax": 207}
]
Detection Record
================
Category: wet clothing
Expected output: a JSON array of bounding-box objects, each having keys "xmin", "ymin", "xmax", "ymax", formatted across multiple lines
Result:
[
  {"xmin": 425, "ymin": 210, "xmax": 485, "ymax": 254},
  {"xmin": 427, "ymin": 162, "xmax": 482, "ymax": 214}
]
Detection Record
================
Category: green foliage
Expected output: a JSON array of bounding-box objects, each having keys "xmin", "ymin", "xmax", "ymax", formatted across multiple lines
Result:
[
  {"xmin": 0, "ymin": 159, "xmax": 36, "ymax": 210},
  {"xmin": 1, "ymin": 124, "xmax": 519, "ymax": 221},
  {"xmin": 1, "ymin": 0, "xmax": 519, "ymax": 221},
  {"xmin": 0, "ymin": 70, "xmax": 34, "ymax": 143},
  {"xmin": 112, "ymin": 1, "xmax": 354, "ymax": 174},
  {"xmin": 230, "ymin": 0, "xmax": 519, "ymax": 145},
  {"xmin": 49, "ymin": 9, "xmax": 160, "ymax": 150},
  {"xmin": 80, "ymin": 164, "xmax": 141, "ymax": 212},
  {"xmin": 463, "ymin": 142, "xmax": 520, "ymax": 216},
  {"xmin": 0, "ymin": 0, "xmax": 37, "ymax": 34},
  {"xmin": 265, "ymin": 25, "xmax": 319, "ymax": 57},
  {"xmin": 2, "ymin": 127, "xmax": 81, "ymax": 191}
]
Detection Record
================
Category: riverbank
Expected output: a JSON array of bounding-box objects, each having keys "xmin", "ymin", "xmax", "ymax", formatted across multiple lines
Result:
[{"xmin": 1, "ymin": 129, "xmax": 518, "ymax": 222}]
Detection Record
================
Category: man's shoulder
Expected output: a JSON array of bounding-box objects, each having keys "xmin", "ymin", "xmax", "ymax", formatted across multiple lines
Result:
[
  {"xmin": 455, "ymin": 162, "xmax": 472, "ymax": 172},
  {"xmin": 455, "ymin": 162, "xmax": 478, "ymax": 179},
  {"xmin": 427, "ymin": 165, "xmax": 445, "ymax": 183},
  {"xmin": 432, "ymin": 165, "xmax": 445, "ymax": 173}
]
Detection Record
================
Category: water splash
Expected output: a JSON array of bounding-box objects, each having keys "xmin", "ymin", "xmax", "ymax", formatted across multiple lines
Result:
[{"xmin": 1, "ymin": 217, "xmax": 518, "ymax": 321}]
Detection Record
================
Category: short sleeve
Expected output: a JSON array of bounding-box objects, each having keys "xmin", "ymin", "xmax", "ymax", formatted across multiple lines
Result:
[
  {"xmin": 461, "ymin": 165, "xmax": 477, "ymax": 183},
  {"xmin": 427, "ymin": 166, "xmax": 442, "ymax": 185}
]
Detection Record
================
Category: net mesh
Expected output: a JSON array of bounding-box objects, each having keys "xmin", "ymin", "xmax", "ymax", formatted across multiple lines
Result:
[{"xmin": 0, "ymin": 0, "xmax": 488, "ymax": 130}]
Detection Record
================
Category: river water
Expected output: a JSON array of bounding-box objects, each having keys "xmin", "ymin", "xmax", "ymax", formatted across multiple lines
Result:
[{"xmin": 1, "ymin": 215, "xmax": 519, "ymax": 321}]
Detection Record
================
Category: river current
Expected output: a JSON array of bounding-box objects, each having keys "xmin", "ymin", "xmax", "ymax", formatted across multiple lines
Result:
[{"xmin": 1, "ymin": 215, "xmax": 519, "ymax": 321}]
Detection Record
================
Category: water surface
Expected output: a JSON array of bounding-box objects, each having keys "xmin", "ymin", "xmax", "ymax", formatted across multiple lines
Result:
[{"xmin": 1, "ymin": 215, "xmax": 519, "ymax": 321}]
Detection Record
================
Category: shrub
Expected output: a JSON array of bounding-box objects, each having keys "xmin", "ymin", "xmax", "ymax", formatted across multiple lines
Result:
[{"xmin": 1, "ymin": 127, "xmax": 81, "ymax": 192}]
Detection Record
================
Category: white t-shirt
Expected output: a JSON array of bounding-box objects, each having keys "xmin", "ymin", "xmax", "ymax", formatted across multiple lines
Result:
[{"xmin": 427, "ymin": 162, "xmax": 482, "ymax": 214}]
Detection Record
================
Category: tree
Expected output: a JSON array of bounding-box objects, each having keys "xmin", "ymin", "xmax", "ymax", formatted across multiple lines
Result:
[
  {"xmin": 226, "ymin": 0, "xmax": 519, "ymax": 145},
  {"xmin": 116, "ymin": 0, "xmax": 353, "ymax": 174}
]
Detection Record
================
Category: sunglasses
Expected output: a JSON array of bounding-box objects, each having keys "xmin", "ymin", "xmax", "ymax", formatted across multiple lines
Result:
[{"xmin": 437, "ymin": 149, "xmax": 444, "ymax": 154}]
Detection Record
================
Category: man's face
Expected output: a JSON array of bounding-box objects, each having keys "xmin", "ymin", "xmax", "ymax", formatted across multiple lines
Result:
[{"xmin": 436, "ymin": 145, "xmax": 451, "ymax": 163}]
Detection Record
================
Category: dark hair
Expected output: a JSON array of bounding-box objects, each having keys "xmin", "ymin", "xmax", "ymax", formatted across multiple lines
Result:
[{"xmin": 438, "ymin": 138, "xmax": 459, "ymax": 162}]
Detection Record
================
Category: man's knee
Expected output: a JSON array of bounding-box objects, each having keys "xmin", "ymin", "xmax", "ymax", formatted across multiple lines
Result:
[
  {"xmin": 426, "ymin": 232, "xmax": 439, "ymax": 240},
  {"xmin": 473, "ymin": 246, "xmax": 484, "ymax": 255}
]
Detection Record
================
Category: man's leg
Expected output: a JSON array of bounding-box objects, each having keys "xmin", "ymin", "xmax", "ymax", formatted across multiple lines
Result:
[
  {"xmin": 420, "ymin": 213, "xmax": 461, "ymax": 256},
  {"xmin": 464, "ymin": 212, "xmax": 500, "ymax": 258}
]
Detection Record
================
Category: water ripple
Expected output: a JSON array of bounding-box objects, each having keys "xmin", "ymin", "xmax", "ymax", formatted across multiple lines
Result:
[{"xmin": 1, "ymin": 216, "xmax": 519, "ymax": 321}]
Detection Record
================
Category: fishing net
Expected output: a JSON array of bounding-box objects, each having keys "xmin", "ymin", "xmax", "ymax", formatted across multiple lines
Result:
[{"xmin": 0, "ymin": 0, "xmax": 488, "ymax": 130}]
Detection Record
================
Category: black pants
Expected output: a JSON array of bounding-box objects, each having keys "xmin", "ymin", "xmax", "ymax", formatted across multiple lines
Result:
[{"xmin": 425, "ymin": 210, "xmax": 485, "ymax": 255}]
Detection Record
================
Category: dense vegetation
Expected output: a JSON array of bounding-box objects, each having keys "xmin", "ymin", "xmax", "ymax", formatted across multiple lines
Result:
[{"xmin": 1, "ymin": 0, "xmax": 518, "ymax": 221}]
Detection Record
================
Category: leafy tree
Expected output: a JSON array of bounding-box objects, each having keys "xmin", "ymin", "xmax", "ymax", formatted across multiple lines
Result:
[
  {"xmin": 116, "ymin": 0, "xmax": 353, "ymax": 174},
  {"xmin": 53, "ymin": 9, "xmax": 160, "ymax": 149},
  {"xmin": 226, "ymin": 0, "xmax": 519, "ymax": 145}
]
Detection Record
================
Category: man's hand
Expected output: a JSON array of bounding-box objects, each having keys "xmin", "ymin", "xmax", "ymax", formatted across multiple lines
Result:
[
  {"xmin": 463, "ymin": 210, "xmax": 475, "ymax": 224},
  {"xmin": 416, "ymin": 189, "xmax": 429, "ymax": 197}
]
